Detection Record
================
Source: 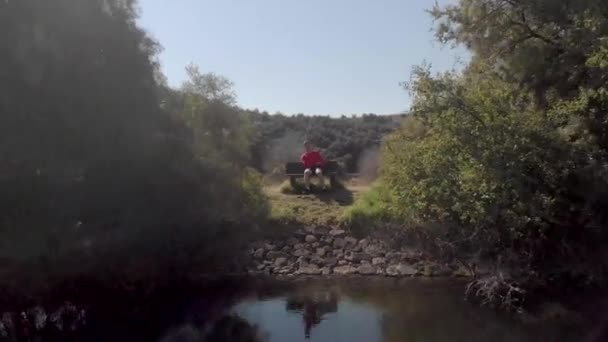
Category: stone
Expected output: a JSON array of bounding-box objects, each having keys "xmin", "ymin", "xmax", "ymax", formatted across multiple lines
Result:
[
  {"xmin": 311, "ymin": 242, "xmax": 320, "ymax": 248},
  {"xmin": 264, "ymin": 243, "xmax": 276, "ymax": 251},
  {"xmin": 416, "ymin": 263, "xmax": 451, "ymax": 277},
  {"xmin": 364, "ymin": 244, "xmax": 385, "ymax": 257},
  {"xmin": 401, "ymin": 249, "xmax": 422, "ymax": 262},
  {"xmin": 386, "ymin": 252, "xmax": 401, "ymax": 262},
  {"xmin": 267, "ymin": 251, "xmax": 286, "ymax": 259},
  {"xmin": 385, "ymin": 265, "xmax": 399, "ymax": 277},
  {"xmin": 274, "ymin": 257, "xmax": 288, "ymax": 267},
  {"xmin": 333, "ymin": 265, "xmax": 356, "ymax": 275},
  {"xmin": 253, "ymin": 248, "xmax": 264, "ymax": 259},
  {"xmin": 321, "ymin": 236, "xmax": 334, "ymax": 245},
  {"xmin": 274, "ymin": 266, "xmax": 294, "ymax": 275},
  {"xmin": 304, "ymin": 226, "xmax": 316, "ymax": 233},
  {"xmin": 344, "ymin": 237, "xmax": 358, "ymax": 249},
  {"xmin": 296, "ymin": 256, "xmax": 308, "ymax": 265},
  {"xmin": 358, "ymin": 239, "xmax": 370, "ymax": 249},
  {"xmin": 333, "ymin": 238, "xmax": 346, "ymax": 249},
  {"xmin": 433, "ymin": 264, "xmax": 453, "ymax": 277},
  {"xmin": 321, "ymin": 266, "xmax": 331, "ymax": 275},
  {"xmin": 298, "ymin": 265, "xmax": 322, "ymax": 275},
  {"xmin": 324, "ymin": 257, "xmax": 338, "ymax": 267},
  {"xmin": 452, "ymin": 265, "xmax": 474, "ymax": 277},
  {"xmin": 345, "ymin": 251, "xmax": 371, "ymax": 262},
  {"xmin": 357, "ymin": 264, "xmax": 377, "ymax": 275},
  {"xmin": 397, "ymin": 264, "xmax": 418, "ymax": 276},
  {"xmin": 386, "ymin": 264, "xmax": 417, "ymax": 276},
  {"xmin": 294, "ymin": 243, "xmax": 305, "ymax": 250},
  {"xmin": 281, "ymin": 246, "xmax": 291, "ymax": 253},
  {"xmin": 286, "ymin": 237, "xmax": 300, "ymax": 246},
  {"xmin": 305, "ymin": 235, "xmax": 317, "ymax": 243},
  {"xmin": 422, "ymin": 264, "xmax": 436, "ymax": 277},
  {"xmin": 329, "ymin": 229, "xmax": 346, "ymax": 237},
  {"xmin": 293, "ymin": 249, "xmax": 310, "ymax": 257},
  {"xmin": 314, "ymin": 226, "xmax": 329, "ymax": 235},
  {"xmin": 256, "ymin": 264, "xmax": 267, "ymax": 271},
  {"xmin": 360, "ymin": 260, "xmax": 370, "ymax": 265},
  {"xmin": 338, "ymin": 260, "xmax": 348, "ymax": 266},
  {"xmin": 316, "ymin": 247, "xmax": 327, "ymax": 257},
  {"xmin": 332, "ymin": 249, "xmax": 344, "ymax": 257},
  {"xmin": 310, "ymin": 256, "xmax": 326, "ymax": 266},
  {"xmin": 372, "ymin": 257, "xmax": 386, "ymax": 266}
]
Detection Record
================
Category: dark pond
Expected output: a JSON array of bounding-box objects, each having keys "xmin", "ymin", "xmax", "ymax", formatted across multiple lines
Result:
[
  {"xmin": 0, "ymin": 277, "xmax": 595, "ymax": 341},
  {"xmin": 160, "ymin": 278, "xmax": 587, "ymax": 342}
]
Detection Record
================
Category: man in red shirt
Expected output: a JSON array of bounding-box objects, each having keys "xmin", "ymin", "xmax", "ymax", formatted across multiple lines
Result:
[{"xmin": 301, "ymin": 141, "xmax": 326, "ymax": 191}]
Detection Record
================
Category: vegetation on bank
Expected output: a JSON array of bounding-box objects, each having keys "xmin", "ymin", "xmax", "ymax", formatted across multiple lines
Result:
[
  {"xmin": 351, "ymin": 0, "xmax": 608, "ymax": 307},
  {"xmin": 0, "ymin": 0, "xmax": 268, "ymax": 293}
]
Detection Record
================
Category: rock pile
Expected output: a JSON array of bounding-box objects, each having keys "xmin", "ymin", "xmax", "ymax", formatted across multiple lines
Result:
[{"xmin": 248, "ymin": 227, "xmax": 471, "ymax": 278}]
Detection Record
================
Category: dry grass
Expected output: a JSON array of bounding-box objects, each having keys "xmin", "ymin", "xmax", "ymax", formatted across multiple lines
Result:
[{"xmin": 266, "ymin": 183, "xmax": 369, "ymax": 226}]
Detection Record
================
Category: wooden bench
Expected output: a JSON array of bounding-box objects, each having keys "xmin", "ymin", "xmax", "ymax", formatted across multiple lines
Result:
[{"xmin": 285, "ymin": 161, "xmax": 339, "ymax": 188}]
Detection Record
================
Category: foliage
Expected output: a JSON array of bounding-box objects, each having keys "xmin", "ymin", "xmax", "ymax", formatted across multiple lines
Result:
[
  {"xmin": 0, "ymin": 0, "xmax": 267, "ymax": 288},
  {"xmin": 343, "ymin": 182, "xmax": 393, "ymax": 232},
  {"xmin": 354, "ymin": 0, "xmax": 608, "ymax": 297},
  {"xmin": 247, "ymin": 112, "xmax": 401, "ymax": 173}
]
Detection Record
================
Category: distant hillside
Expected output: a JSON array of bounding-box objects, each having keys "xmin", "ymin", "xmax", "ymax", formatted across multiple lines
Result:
[{"xmin": 247, "ymin": 111, "xmax": 405, "ymax": 173}]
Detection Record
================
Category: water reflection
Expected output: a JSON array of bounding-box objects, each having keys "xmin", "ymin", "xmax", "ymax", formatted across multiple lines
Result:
[
  {"xmin": 285, "ymin": 290, "xmax": 338, "ymax": 338},
  {"xmin": 0, "ymin": 279, "xmax": 590, "ymax": 341},
  {"xmin": 234, "ymin": 279, "xmax": 584, "ymax": 342}
]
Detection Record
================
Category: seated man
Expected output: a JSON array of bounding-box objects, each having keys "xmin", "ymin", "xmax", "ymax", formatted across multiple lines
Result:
[{"xmin": 301, "ymin": 141, "xmax": 326, "ymax": 191}]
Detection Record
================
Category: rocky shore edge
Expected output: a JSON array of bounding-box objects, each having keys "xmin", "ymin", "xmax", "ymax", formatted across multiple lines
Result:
[{"xmin": 247, "ymin": 226, "xmax": 476, "ymax": 278}]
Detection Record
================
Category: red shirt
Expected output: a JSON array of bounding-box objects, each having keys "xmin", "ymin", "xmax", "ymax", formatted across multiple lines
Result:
[{"xmin": 301, "ymin": 151, "xmax": 326, "ymax": 168}]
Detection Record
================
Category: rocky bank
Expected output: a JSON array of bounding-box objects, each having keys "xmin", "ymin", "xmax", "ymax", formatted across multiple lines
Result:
[{"xmin": 247, "ymin": 226, "xmax": 474, "ymax": 278}]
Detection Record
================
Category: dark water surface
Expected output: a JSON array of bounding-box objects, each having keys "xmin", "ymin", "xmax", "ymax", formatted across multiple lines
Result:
[
  {"xmin": 224, "ymin": 278, "xmax": 582, "ymax": 342},
  {"xmin": 0, "ymin": 277, "xmax": 591, "ymax": 341}
]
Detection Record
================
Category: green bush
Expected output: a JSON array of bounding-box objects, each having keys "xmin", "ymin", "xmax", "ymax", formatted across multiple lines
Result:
[
  {"xmin": 354, "ymin": 71, "xmax": 608, "ymax": 305},
  {"xmin": 344, "ymin": 182, "xmax": 392, "ymax": 229}
]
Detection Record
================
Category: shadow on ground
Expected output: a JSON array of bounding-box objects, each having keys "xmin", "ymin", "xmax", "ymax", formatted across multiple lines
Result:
[{"xmin": 312, "ymin": 187, "xmax": 354, "ymax": 206}]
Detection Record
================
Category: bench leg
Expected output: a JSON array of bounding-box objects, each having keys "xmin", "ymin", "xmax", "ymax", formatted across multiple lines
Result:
[
  {"xmin": 330, "ymin": 175, "xmax": 337, "ymax": 188},
  {"xmin": 290, "ymin": 176, "xmax": 298, "ymax": 188}
]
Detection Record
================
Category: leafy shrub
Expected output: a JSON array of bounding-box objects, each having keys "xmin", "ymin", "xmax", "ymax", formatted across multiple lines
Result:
[{"xmin": 0, "ymin": 0, "xmax": 268, "ymax": 290}]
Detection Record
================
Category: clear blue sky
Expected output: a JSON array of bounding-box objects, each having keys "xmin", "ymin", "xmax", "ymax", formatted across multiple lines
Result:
[{"xmin": 137, "ymin": 0, "xmax": 466, "ymax": 116}]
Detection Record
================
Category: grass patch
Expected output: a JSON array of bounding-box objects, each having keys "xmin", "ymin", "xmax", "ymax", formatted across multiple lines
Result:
[
  {"xmin": 279, "ymin": 180, "xmax": 298, "ymax": 194},
  {"xmin": 279, "ymin": 177, "xmax": 346, "ymax": 195},
  {"xmin": 267, "ymin": 183, "xmax": 367, "ymax": 226},
  {"xmin": 344, "ymin": 182, "xmax": 393, "ymax": 235}
]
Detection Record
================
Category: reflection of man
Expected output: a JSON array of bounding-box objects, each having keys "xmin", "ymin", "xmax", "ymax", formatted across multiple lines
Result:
[
  {"xmin": 303, "ymin": 299, "xmax": 320, "ymax": 339},
  {"xmin": 285, "ymin": 291, "xmax": 339, "ymax": 339}
]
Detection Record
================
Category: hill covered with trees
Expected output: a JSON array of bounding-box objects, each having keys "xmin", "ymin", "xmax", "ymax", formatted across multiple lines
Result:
[{"xmin": 248, "ymin": 111, "xmax": 402, "ymax": 174}]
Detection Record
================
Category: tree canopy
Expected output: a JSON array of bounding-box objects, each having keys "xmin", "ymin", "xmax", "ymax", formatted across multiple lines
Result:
[{"xmin": 350, "ymin": 0, "xmax": 608, "ymax": 305}]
